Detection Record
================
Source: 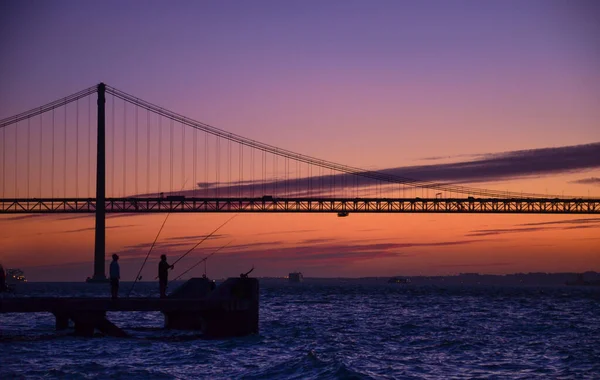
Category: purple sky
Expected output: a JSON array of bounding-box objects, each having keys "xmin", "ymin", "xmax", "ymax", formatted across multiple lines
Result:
[{"xmin": 1, "ymin": 0, "xmax": 599, "ymax": 168}]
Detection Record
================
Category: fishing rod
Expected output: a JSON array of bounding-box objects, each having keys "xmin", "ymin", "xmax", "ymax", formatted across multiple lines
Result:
[
  {"xmin": 156, "ymin": 214, "xmax": 238, "ymax": 279},
  {"xmin": 127, "ymin": 180, "xmax": 187, "ymax": 297},
  {"xmin": 170, "ymin": 240, "xmax": 234, "ymax": 282}
]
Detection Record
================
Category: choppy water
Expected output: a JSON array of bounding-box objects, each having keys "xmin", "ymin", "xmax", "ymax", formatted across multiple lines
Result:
[{"xmin": 1, "ymin": 280, "xmax": 599, "ymax": 379}]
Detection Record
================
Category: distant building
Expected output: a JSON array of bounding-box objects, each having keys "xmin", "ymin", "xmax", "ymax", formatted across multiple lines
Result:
[{"xmin": 289, "ymin": 272, "xmax": 303, "ymax": 283}]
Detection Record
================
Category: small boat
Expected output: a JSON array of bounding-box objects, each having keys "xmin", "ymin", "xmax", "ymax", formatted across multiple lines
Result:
[
  {"xmin": 288, "ymin": 272, "xmax": 303, "ymax": 283},
  {"xmin": 6, "ymin": 268, "xmax": 27, "ymax": 284},
  {"xmin": 388, "ymin": 277, "xmax": 410, "ymax": 284}
]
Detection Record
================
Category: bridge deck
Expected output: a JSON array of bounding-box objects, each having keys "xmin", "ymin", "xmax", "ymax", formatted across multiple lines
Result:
[
  {"xmin": 0, "ymin": 297, "xmax": 238, "ymax": 313},
  {"xmin": 1, "ymin": 197, "xmax": 599, "ymax": 214}
]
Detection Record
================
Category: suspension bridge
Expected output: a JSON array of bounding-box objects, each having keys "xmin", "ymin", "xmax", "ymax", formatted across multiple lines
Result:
[{"xmin": 1, "ymin": 83, "xmax": 598, "ymax": 281}]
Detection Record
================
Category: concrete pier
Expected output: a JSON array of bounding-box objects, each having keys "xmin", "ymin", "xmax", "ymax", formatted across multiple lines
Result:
[
  {"xmin": 0, "ymin": 277, "xmax": 259, "ymax": 338},
  {"xmin": 165, "ymin": 277, "xmax": 259, "ymax": 338}
]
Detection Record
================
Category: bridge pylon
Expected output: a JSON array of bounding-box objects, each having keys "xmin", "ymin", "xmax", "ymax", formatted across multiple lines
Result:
[{"xmin": 88, "ymin": 83, "xmax": 107, "ymax": 283}]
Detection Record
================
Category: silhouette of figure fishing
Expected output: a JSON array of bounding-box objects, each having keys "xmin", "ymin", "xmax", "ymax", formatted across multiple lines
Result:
[{"xmin": 159, "ymin": 254, "xmax": 174, "ymax": 298}]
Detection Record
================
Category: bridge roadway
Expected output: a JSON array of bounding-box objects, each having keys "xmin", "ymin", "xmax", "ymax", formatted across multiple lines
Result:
[{"xmin": 1, "ymin": 197, "xmax": 599, "ymax": 214}]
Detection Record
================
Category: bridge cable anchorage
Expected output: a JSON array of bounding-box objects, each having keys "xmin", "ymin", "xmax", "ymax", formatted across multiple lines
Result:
[
  {"xmin": 127, "ymin": 179, "xmax": 189, "ymax": 298},
  {"xmin": 170, "ymin": 240, "xmax": 234, "ymax": 283}
]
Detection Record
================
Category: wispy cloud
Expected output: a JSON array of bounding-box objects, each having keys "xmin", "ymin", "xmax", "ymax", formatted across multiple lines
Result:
[
  {"xmin": 383, "ymin": 142, "xmax": 600, "ymax": 184},
  {"xmin": 163, "ymin": 234, "xmax": 227, "ymax": 242},
  {"xmin": 256, "ymin": 229, "xmax": 317, "ymax": 236},
  {"xmin": 570, "ymin": 177, "xmax": 600, "ymax": 186},
  {"xmin": 519, "ymin": 217, "xmax": 600, "ymax": 227},
  {"xmin": 222, "ymin": 239, "xmax": 483, "ymax": 265},
  {"xmin": 467, "ymin": 222, "xmax": 600, "ymax": 236},
  {"xmin": 150, "ymin": 142, "xmax": 600, "ymax": 199},
  {"xmin": 61, "ymin": 225, "xmax": 137, "ymax": 234},
  {"xmin": 0, "ymin": 214, "xmax": 45, "ymax": 221},
  {"xmin": 436, "ymin": 262, "xmax": 512, "ymax": 268}
]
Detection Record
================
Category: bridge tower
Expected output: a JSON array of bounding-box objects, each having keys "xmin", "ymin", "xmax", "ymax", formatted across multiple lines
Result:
[{"xmin": 88, "ymin": 83, "xmax": 107, "ymax": 283}]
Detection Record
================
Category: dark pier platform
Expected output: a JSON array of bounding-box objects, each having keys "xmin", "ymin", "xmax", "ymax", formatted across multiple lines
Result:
[{"xmin": 0, "ymin": 277, "xmax": 259, "ymax": 338}]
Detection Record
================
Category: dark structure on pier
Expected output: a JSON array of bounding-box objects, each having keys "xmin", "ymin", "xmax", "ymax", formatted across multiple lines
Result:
[{"xmin": 0, "ymin": 277, "xmax": 259, "ymax": 338}]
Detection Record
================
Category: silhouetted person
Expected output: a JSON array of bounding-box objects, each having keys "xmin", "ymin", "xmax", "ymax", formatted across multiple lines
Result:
[
  {"xmin": 159, "ymin": 254, "xmax": 174, "ymax": 298},
  {"xmin": 240, "ymin": 266, "xmax": 254, "ymax": 278},
  {"xmin": 110, "ymin": 254, "xmax": 120, "ymax": 300}
]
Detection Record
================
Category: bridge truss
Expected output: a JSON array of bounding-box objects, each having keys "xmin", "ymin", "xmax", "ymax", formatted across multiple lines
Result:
[{"xmin": 2, "ymin": 197, "xmax": 599, "ymax": 214}]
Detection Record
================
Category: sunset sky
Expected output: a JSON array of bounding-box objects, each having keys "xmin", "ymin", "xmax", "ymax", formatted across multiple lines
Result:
[{"xmin": 1, "ymin": 1, "xmax": 599, "ymax": 281}]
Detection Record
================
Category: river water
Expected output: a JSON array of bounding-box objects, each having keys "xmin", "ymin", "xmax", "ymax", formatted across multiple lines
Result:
[{"xmin": 1, "ymin": 280, "xmax": 599, "ymax": 379}]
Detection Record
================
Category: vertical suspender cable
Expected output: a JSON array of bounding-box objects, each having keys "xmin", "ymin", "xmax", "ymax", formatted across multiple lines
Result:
[
  {"xmin": 193, "ymin": 123, "xmax": 197, "ymax": 197},
  {"xmin": 218, "ymin": 137, "xmax": 222, "ymax": 197},
  {"xmin": 123, "ymin": 100, "xmax": 127, "ymax": 196},
  {"xmin": 146, "ymin": 110, "xmax": 150, "ymax": 195},
  {"xmin": 1, "ymin": 124, "xmax": 4, "ymax": 198},
  {"xmin": 228, "ymin": 138, "xmax": 231, "ymax": 197},
  {"xmin": 27, "ymin": 117, "xmax": 30, "ymax": 198},
  {"xmin": 15, "ymin": 121, "xmax": 18, "ymax": 196},
  {"xmin": 75, "ymin": 99, "xmax": 79, "ymax": 198},
  {"xmin": 39, "ymin": 110, "xmax": 43, "ymax": 198},
  {"xmin": 63, "ymin": 102, "xmax": 66, "ymax": 197},
  {"xmin": 135, "ymin": 102, "xmax": 138, "ymax": 196},
  {"xmin": 181, "ymin": 122, "xmax": 185, "ymax": 195},
  {"xmin": 158, "ymin": 116, "xmax": 162, "ymax": 195},
  {"xmin": 111, "ymin": 95, "xmax": 115, "ymax": 197},
  {"xmin": 51, "ymin": 109, "xmax": 55, "ymax": 198},
  {"xmin": 170, "ymin": 119, "xmax": 173, "ymax": 194},
  {"xmin": 88, "ymin": 95, "xmax": 91, "ymax": 197},
  {"xmin": 204, "ymin": 131, "xmax": 208, "ymax": 197}
]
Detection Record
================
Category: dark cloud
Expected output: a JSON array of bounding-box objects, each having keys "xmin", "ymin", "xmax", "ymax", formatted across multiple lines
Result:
[
  {"xmin": 562, "ymin": 225, "xmax": 599, "ymax": 231},
  {"xmin": 163, "ymin": 234, "xmax": 227, "ymax": 242},
  {"xmin": 0, "ymin": 214, "xmax": 45, "ymax": 221},
  {"xmin": 256, "ymin": 229, "xmax": 317, "ymax": 236},
  {"xmin": 383, "ymin": 142, "xmax": 600, "ymax": 184},
  {"xmin": 61, "ymin": 225, "xmax": 137, "ymax": 234},
  {"xmin": 223, "ymin": 239, "xmax": 483, "ymax": 266},
  {"xmin": 467, "ymin": 222, "xmax": 600, "ymax": 236},
  {"xmin": 146, "ymin": 142, "xmax": 600, "ymax": 199},
  {"xmin": 436, "ymin": 262, "xmax": 512, "ymax": 268},
  {"xmin": 467, "ymin": 227, "xmax": 549, "ymax": 236},
  {"xmin": 520, "ymin": 217, "xmax": 600, "ymax": 227},
  {"xmin": 419, "ymin": 153, "xmax": 482, "ymax": 162},
  {"xmin": 298, "ymin": 238, "xmax": 338, "ymax": 244},
  {"xmin": 570, "ymin": 177, "xmax": 600, "ymax": 186}
]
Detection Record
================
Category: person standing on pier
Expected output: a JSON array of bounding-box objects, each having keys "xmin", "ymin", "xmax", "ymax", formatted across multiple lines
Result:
[
  {"xmin": 110, "ymin": 254, "xmax": 120, "ymax": 300},
  {"xmin": 158, "ymin": 254, "xmax": 174, "ymax": 298}
]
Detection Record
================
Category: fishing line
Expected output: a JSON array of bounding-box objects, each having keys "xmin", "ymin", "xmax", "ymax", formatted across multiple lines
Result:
[
  {"xmin": 127, "ymin": 179, "xmax": 188, "ymax": 297},
  {"xmin": 170, "ymin": 240, "xmax": 234, "ymax": 283},
  {"xmin": 170, "ymin": 214, "xmax": 238, "ymax": 268}
]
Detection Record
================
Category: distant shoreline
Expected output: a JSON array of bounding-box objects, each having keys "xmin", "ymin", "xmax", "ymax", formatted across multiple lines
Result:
[{"xmin": 14, "ymin": 271, "xmax": 600, "ymax": 286}]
